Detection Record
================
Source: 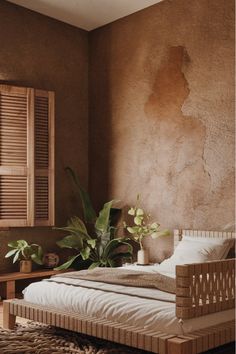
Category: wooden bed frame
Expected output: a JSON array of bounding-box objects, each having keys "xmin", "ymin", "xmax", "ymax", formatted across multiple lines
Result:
[{"xmin": 3, "ymin": 229, "xmax": 235, "ymax": 354}]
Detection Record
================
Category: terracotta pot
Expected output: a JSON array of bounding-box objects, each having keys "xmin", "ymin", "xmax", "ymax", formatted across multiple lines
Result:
[
  {"xmin": 20, "ymin": 260, "xmax": 32, "ymax": 273},
  {"xmin": 137, "ymin": 249, "xmax": 149, "ymax": 265}
]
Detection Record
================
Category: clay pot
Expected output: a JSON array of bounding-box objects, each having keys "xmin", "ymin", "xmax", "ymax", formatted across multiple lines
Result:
[
  {"xmin": 20, "ymin": 260, "xmax": 32, "ymax": 273},
  {"xmin": 137, "ymin": 249, "xmax": 149, "ymax": 265}
]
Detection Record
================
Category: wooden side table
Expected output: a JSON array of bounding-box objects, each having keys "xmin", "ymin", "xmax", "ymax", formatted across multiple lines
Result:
[{"xmin": 0, "ymin": 269, "xmax": 72, "ymax": 300}]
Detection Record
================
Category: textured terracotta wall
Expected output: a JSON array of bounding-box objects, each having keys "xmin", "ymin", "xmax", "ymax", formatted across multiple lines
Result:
[
  {"xmin": 0, "ymin": 1, "xmax": 88, "ymax": 272},
  {"xmin": 89, "ymin": 0, "xmax": 235, "ymax": 261}
]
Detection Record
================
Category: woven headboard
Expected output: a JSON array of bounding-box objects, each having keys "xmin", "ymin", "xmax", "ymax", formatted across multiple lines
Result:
[{"xmin": 174, "ymin": 229, "xmax": 236, "ymax": 255}]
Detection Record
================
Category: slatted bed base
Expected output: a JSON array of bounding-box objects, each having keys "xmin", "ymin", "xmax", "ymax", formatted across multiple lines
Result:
[{"xmin": 3, "ymin": 299, "xmax": 235, "ymax": 354}]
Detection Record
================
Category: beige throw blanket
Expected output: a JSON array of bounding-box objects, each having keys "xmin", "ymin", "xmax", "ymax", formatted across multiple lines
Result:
[{"xmin": 54, "ymin": 268, "xmax": 176, "ymax": 294}]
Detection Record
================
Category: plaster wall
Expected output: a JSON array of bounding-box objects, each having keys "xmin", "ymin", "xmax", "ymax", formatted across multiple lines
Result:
[
  {"xmin": 0, "ymin": 1, "xmax": 88, "ymax": 272},
  {"xmin": 89, "ymin": 0, "xmax": 235, "ymax": 261}
]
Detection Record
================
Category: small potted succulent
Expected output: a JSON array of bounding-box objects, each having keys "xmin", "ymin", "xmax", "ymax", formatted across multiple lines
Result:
[
  {"xmin": 124, "ymin": 195, "xmax": 170, "ymax": 265},
  {"xmin": 5, "ymin": 240, "xmax": 43, "ymax": 273}
]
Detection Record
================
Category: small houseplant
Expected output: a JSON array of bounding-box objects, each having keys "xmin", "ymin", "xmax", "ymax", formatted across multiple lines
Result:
[
  {"xmin": 124, "ymin": 195, "xmax": 170, "ymax": 264},
  {"xmin": 5, "ymin": 240, "xmax": 43, "ymax": 273},
  {"xmin": 55, "ymin": 168, "xmax": 133, "ymax": 270}
]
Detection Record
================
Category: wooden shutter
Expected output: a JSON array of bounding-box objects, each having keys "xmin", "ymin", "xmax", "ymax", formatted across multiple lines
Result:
[
  {"xmin": 0, "ymin": 85, "xmax": 55, "ymax": 227},
  {"xmin": 34, "ymin": 90, "xmax": 55, "ymax": 226}
]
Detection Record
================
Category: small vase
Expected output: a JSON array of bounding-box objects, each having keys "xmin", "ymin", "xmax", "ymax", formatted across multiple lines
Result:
[
  {"xmin": 20, "ymin": 260, "xmax": 32, "ymax": 273},
  {"xmin": 137, "ymin": 249, "xmax": 149, "ymax": 265}
]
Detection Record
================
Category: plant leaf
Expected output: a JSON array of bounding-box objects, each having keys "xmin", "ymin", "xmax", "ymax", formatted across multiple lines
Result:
[
  {"xmin": 54, "ymin": 254, "xmax": 80, "ymax": 270},
  {"xmin": 80, "ymin": 246, "xmax": 91, "ymax": 260},
  {"xmin": 127, "ymin": 227, "xmax": 136, "ymax": 234},
  {"xmin": 150, "ymin": 222, "xmax": 159, "ymax": 229},
  {"xmin": 87, "ymin": 239, "xmax": 97, "ymax": 248},
  {"xmin": 13, "ymin": 250, "xmax": 21, "ymax": 263},
  {"xmin": 151, "ymin": 229, "xmax": 170, "ymax": 239},
  {"xmin": 56, "ymin": 234, "xmax": 84, "ymax": 250},
  {"xmin": 134, "ymin": 216, "xmax": 142, "ymax": 225},
  {"xmin": 109, "ymin": 251, "xmax": 133, "ymax": 260},
  {"xmin": 95, "ymin": 200, "xmax": 114, "ymax": 234},
  {"xmin": 102, "ymin": 238, "xmax": 133, "ymax": 260},
  {"xmin": 66, "ymin": 167, "xmax": 96, "ymax": 223},
  {"xmin": 17, "ymin": 240, "xmax": 28, "ymax": 248},
  {"xmin": 31, "ymin": 253, "xmax": 43, "ymax": 265},
  {"xmin": 5, "ymin": 249, "xmax": 18, "ymax": 258},
  {"xmin": 89, "ymin": 262, "xmax": 101, "ymax": 269},
  {"xmin": 7, "ymin": 241, "xmax": 19, "ymax": 248},
  {"xmin": 136, "ymin": 208, "xmax": 144, "ymax": 216},
  {"xmin": 107, "ymin": 258, "xmax": 116, "ymax": 267},
  {"xmin": 56, "ymin": 216, "xmax": 90, "ymax": 239},
  {"xmin": 128, "ymin": 208, "xmax": 135, "ymax": 216}
]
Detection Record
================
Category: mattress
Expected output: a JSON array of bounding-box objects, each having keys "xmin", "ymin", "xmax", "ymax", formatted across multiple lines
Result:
[{"xmin": 23, "ymin": 265, "xmax": 235, "ymax": 336}]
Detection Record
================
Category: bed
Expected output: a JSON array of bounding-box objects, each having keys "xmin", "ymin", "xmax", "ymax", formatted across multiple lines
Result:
[{"xmin": 3, "ymin": 229, "xmax": 235, "ymax": 354}]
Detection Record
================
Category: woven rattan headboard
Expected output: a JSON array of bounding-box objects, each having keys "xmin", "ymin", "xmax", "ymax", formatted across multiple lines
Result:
[{"xmin": 174, "ymin": 229, "xmax": 236, "ymax": 255}]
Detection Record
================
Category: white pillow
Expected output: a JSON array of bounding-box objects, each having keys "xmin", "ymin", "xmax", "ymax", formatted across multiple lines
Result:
[
  {"xmin": 158, "ymin": 236, "xmax": 232, "ymax": 275},
  {"xmin": 183, "ymin": 235, "xmax": 233, "ymax": 259}
]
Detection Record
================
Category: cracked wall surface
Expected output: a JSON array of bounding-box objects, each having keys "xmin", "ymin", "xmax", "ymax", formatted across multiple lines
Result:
[{"xmin": 89, "ymin": 0, "xmax": 235, "ymax": 260}]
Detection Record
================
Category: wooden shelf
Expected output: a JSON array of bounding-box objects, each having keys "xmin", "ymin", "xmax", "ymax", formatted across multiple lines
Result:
[
  {"xmin": 0, "ymin": 269, "xmax": 67, "ymax": 282},
  {"xmin": 0, "ymin": 268, "xmax": 73, "ymax": 300}
]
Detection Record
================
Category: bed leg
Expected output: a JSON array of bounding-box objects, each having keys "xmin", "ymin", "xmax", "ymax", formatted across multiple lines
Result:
[
  {"xmin": 167, "ymin": 337, "xmax": 192, "ymax": 354},
  {"xmin": 3, "ymin": 301, "xmax": 16, "ymax": 330}
]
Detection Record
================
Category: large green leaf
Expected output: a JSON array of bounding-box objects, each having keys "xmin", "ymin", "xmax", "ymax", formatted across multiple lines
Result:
[
  {"xmin": 109, "ymin": 251, "xmax": 133, "ymax": 261},
  {"xmin": 80, "ymin": 246, "xmax": 91, "ymax": 260},
  {"xmin": 56, "ymin": 216, "xmax": 90, "ymax": 239},
  {"xmin": 66, "ymin": 167, "xmax": 96, "ymax": 223},
  {"xmin": 89, "ymin": 261, "xmax": 101, "ymax": 269},
  {"xmin": 87, "ymin": 239, "xmax": 97, "ymax": 249},
  {"xmin": 95, "ymin": 201, "xmax": 114, "ymax": 234},
  {"xmin": 103, "ymin": 238, "xmax": 133, "ymax": 260},
  {"xmin": 56, "ymin": 234, "xmax": 83, "ymax": 250},
  {"xmin": 54, "ymin": 254, "xmax": 80, "ymax": 270}
]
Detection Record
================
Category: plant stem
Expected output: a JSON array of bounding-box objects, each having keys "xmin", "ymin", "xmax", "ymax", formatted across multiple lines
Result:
[{"xmin": 139, "ymin": 237, "xmax": 143, "ymax": 250}]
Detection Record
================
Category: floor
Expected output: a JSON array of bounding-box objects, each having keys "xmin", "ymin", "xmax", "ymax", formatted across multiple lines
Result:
[{"xmin": 0, "ymin": 304, "xmax": 234, "ymax": 353}]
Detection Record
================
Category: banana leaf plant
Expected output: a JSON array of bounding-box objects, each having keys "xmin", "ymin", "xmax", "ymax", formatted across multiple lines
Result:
[{"xmin": 55, "ymin": 168, "xmax": 133, "ymax": 270}]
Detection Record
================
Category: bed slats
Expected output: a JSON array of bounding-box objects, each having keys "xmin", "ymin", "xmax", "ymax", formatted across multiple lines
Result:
[{"xmin": 3, "ymin": 299, "xmax": 235, "ymax": 354}]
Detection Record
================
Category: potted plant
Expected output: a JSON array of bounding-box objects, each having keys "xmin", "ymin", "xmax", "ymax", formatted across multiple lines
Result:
[
  {"xmin": 55, "ymin": 168, "xmax": 133, "ymax": 270},
  {"xmin": 5, "ymin": 240, "xmax": 43, "ymax": 273},
  {"xmin": 124, "ymin": 195, "xmax": 170, "ymax": 265}
]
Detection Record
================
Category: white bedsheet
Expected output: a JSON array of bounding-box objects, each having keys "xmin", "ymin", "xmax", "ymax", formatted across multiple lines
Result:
[{"xmin": 23, "ymin": 265, "xmax": 235, "ymax": 335}]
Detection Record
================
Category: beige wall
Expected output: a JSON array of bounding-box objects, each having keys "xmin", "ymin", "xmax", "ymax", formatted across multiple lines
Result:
[
  {"xmin": 0, "ymin": 1, "xmax": 88, "ymax": 272},
  {"xmin": 89, "ymin": 0, "xmax": 235, "ymax": 261},
  {"xmin": 0, "ymin": 0, "xmax": 234, "ymax": 271}
]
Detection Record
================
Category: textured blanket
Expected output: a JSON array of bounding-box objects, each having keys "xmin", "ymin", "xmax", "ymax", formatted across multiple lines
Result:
[{"xmin": 53, "ymin": 268, "xmax": 176, "ymax": 294}]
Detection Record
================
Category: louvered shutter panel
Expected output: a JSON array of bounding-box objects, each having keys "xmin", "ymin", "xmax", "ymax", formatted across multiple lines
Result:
[
  {"xmin": 0, "ymin": 85, "xmax": 55, "ymax": 227},
  {"xmin": 34, "ymin": 90, "xmax": 55, "ymax": 226}
]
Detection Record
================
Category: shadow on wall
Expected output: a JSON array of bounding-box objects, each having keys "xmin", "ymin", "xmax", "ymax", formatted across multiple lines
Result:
[{"xmin": 89, "ymin": 29, "xmax": 113, "ymax": 212}]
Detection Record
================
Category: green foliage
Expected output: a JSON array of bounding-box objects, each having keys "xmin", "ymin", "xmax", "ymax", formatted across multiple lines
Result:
[
  {"xmin": 5, "ymin": 240, "xmax": 43, "ymax": 265},
  {"xmin": 124, "ymin": 195, "xmax": 170, "ymax": 249},
  {"xmin": 66, "ymin": 167, "xmax": 96, "ymax": 223},
  {"xmin": 55, "ymin": 169, "xmax": 133, "ymax": 270}
]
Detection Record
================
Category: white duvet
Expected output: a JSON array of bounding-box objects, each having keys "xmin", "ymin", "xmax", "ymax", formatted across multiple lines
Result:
[{"xmin": 23, "ymin": 264, "xmax": 234, "ymax": 335}]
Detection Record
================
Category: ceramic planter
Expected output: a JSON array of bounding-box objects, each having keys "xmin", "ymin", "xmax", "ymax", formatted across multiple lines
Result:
[
  {"xmin": 20, "ymin": 260, "xmax": 32, "ymax": 273},
  {"xmin": 137, "ymin": 249, "xmax": 149, "ymax": 265}
]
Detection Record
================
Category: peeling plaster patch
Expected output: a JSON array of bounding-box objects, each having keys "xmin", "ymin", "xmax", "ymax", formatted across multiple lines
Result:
[{"xmin": 144, "ymin": 46, "xmax": 211, "ymax": 226}]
